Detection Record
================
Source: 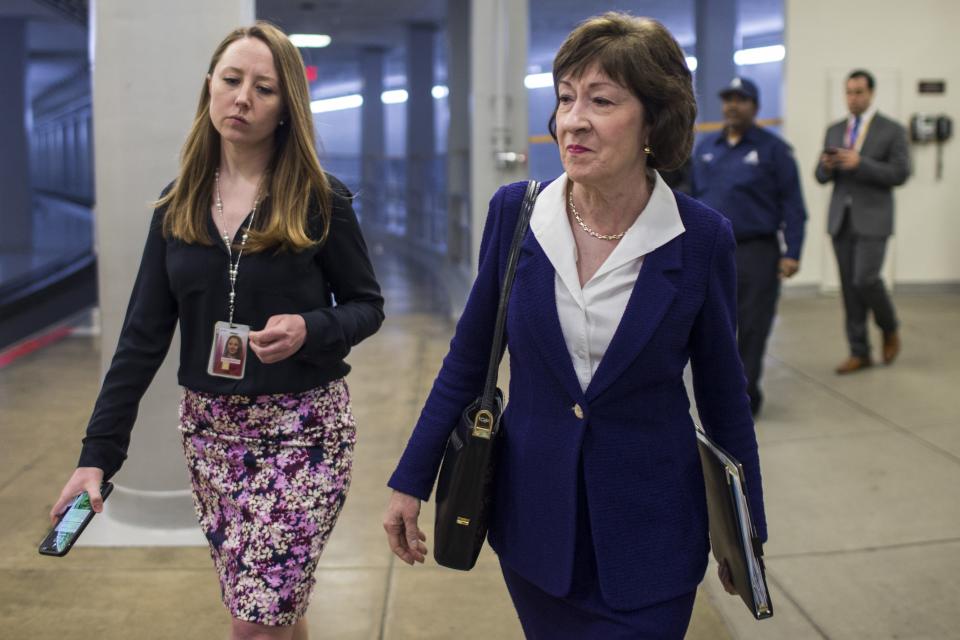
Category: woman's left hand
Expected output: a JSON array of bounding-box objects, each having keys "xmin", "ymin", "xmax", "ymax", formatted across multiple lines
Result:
[
  {"xmin": 718, "ymin": 559, "xmax": 738, "ymax": 595},
  {"xmin": 249, "ymin": 314, "xmax": 307, "ymax": 364}
]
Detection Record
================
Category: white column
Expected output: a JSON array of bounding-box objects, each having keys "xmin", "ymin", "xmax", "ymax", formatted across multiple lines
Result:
[
  {"xmin": 469, "ymin": 0, "xmax": 529, "ymax": 269},
  {"xmin": 445, "ymin": 0, "xmax": 470, "ymax": 267},
  {"xmin": 84, "ymin": 0, "xmax": 254, "ymax": 546}
]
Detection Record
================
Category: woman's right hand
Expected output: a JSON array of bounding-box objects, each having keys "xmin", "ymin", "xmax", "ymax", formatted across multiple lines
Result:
[
  {"xmin": 50, "ymin": 467, "xmax": 105, "ymax": 525},
  {"xmin": 383, "ymin": 490, "xmax": 427, "ymax": 565},
  {"xmin": 718, "ymin": 558, "xmax": 739, "ymax": 595}
]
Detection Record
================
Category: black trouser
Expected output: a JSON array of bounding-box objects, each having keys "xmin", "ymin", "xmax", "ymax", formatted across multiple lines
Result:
[
  {"xmin": 735, "ymin": 235, "xmax": 781, "ymax": 410},
  {"xmin": 832, "ymin": 213, "xmax": 898, "ymax": 358}
]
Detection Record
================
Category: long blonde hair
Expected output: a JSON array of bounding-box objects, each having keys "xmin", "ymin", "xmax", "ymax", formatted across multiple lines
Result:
[{"xmin": 159, "ymin": 21, "xmax": 331, "ymax": 252}]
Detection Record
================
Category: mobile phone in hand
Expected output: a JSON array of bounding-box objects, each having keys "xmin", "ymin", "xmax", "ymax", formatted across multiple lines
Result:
[
  {"xmin": 824, "ymin": 147, "xmax": 839, "ymax": 155},
  {"xmin": 39, "ymin": 482, "xmax": 113, "ymax": 557}
]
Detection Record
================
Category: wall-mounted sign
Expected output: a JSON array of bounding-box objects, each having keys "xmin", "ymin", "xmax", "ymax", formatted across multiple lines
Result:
[{"xmin": 918, "ymin": 80, "xmax": 946, "ymax": 94}]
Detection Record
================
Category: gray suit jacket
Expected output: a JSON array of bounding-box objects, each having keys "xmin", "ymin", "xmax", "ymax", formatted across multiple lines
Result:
[{"xmin": 815, "ymin": 112, "xmax": 911, "ymax": 237}]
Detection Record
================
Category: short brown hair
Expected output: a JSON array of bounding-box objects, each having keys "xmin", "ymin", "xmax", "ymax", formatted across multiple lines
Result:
[
  {"xmin": 159, "ymin": 21, "xmax": 332, "ymax": 252},
  {"xmin": 847, "ymin": 69, "xmax": 875, "ymax": 90},
  {"xmin": 548, "ymin": 12, "xmax": 696, "ymax": 171}
]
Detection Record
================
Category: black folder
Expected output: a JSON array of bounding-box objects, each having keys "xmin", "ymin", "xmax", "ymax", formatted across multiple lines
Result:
[{"xmin": 696, "ymin": 425, "xmax": 773, "ymax": 620}]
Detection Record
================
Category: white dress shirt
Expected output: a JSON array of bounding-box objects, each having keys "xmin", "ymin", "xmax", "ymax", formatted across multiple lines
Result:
[{"xmin": 530, "ymin": 171, "xmax": 686, "ymax": 392}]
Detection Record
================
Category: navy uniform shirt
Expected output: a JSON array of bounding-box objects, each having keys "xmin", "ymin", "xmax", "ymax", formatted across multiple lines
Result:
[{"xmin": 690, "ymin": 126, "xmax": 806, "ymax": 260}]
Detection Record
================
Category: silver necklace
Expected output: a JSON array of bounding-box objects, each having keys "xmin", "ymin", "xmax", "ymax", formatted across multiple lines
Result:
[
  {"xmin": 214, "ymin": 168, "xmax": 261, "ymax": 324},
  {"xmin": 567, "ymin": 187, "xmax": 627, "ymax": 241}
]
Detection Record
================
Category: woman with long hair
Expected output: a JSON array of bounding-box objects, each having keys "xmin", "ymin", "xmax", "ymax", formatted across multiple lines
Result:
[{"xmin": 50, "ymin": 22, "xmax": 384, "ymax": 640}]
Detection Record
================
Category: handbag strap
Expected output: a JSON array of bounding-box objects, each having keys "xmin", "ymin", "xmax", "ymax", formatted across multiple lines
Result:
[{"xmin": 479, "ymin": 180, "xmax": 540, "ymax": 413}]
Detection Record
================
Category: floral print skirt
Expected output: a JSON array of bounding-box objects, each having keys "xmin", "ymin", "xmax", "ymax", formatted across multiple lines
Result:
[{"xmin": 178, "ymin": 380, "xmax": 356, "ymax": 626}]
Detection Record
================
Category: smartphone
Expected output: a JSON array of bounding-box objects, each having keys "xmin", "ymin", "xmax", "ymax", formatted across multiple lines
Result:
[
  {"xmin": 824, "ymin": 147, "xmax": 839, "ymax": 155},
  {"xmin": 38, "ymin": 482, "xmax": 113, "ymax": 557}
]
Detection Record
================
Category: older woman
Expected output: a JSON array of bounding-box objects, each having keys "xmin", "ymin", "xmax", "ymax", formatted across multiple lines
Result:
[
  {"xmin": 50, "ymin": 22, "xmax": 383, "ymax": 640},
  {"xmin": 384, "ymin": 12, "xmax": 766, "ymax": 638}
]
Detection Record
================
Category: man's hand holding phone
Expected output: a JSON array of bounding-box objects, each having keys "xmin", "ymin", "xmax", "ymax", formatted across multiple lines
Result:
[
  {"xmin": 822, "ymin": 146, "xmax": 861, "ymax": 171},
  {"xmin": 833, "ymin": 147, "xmax": 861, "ymax": 170},
  {"xmin": 50, "ymin": 467, "xmax": 105, "ymax": 525},
  {"xmin": 821, "ymin": 146, "xmax": 840, "ymax": 170}
]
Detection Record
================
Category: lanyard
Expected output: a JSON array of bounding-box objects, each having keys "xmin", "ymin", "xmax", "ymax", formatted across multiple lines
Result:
[{"xmin": 214, "ymin": 168, "xmax": 261, "ymax": 326}]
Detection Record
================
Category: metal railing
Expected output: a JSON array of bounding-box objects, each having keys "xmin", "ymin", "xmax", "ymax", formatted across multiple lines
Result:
[{"xmin": 320, "ymin": 153, "xmax": 451, "ymax": 254}]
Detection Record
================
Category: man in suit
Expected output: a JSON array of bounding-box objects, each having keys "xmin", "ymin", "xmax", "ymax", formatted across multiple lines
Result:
[
  {"xmin": 691, "ymin": 77, "xmax": 807, "ymax": 416},
  {"xmin": 816, "ymin": 69, "xmax": 910, "ymax": 374}
]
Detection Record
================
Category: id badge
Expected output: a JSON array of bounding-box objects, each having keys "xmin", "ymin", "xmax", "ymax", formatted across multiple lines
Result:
[{"xmin": 207, "ymin": 321, "xmax": 250, "ymax": 380}]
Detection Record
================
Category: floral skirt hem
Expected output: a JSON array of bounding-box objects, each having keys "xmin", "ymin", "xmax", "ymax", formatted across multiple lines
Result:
[{"xmin": 179, "ymin": 380, "xmax": 356, "ymax": 626}]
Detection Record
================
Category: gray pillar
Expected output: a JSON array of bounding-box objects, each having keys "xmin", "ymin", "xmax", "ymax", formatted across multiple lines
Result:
[
  {"xmin": 83, "ymin": 0, "xmax": 255, "ymax": 547},
  {"xmin": 360, "ymin": 47, "xmax": 386, "ymax": 227},
  {"xmin": 446, "ymin": 0, "xmax": 470, "ymax": 266},
  {"xmin": 694, "ymin": 0, "xmax": 739, "ymax": 124},
  {"xmin": 0, "ymin": 19, "xmax": 32, "ymax": 251},
  {"xmin": 469, "ymin": 0, "xmax": 529, "ymax": 268},
  {"xmin": 405, "ymin": 23, "xmax": 437, "ymax": 243}
]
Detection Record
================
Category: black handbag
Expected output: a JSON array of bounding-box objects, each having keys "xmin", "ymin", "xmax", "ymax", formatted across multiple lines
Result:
[{"xmin": 433, "ymin": 180, "xmax": 540, "ymax": 571}]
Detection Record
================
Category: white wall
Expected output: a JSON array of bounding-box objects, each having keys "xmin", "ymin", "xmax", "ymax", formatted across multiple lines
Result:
[
  {"xmin": 785, "ymin": 0, "xmax": 960, "ymax": 288},
  {"xmin": 469, "ymin": 0, "xmax": 529, "ymax": 267}
]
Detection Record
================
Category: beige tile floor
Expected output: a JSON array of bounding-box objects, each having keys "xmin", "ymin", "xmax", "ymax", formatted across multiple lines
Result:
[
  {"xmin": 1, "ymin": 257, "xmax": 958, "ymax": 638},
  {"xmin": 703, "ymin": 292, "xmax": 960, "ymax": 640}
]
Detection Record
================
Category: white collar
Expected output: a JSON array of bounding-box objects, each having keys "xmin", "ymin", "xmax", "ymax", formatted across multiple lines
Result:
[
  {"xmin": 530, "ymin": 171, "xmax": 685, "ymax": 301},
  {"xmin": 849, "ymin": 105, "xmax": 877, "ymax": 126}
]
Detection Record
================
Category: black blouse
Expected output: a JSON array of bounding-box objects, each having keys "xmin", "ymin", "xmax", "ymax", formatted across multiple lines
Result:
[{"xmin": 79, "ymin": 175, "xmax": 384, "ymax": 478}]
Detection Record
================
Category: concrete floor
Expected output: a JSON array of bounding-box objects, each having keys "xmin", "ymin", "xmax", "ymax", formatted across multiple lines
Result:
[{"xmin": 1, "ymin": 252, "xmax": 958, "ymax": 638}]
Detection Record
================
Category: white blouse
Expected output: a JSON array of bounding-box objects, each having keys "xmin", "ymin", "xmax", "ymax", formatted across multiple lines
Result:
[{"xmin": 530, "ymin": 172, "xmax": 685, "ymax": 392}]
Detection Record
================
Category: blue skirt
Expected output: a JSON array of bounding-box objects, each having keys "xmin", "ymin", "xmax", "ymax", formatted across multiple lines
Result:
[{"xmin": 499, "ymin": 465, "xmax": 697, "ymax": 639}]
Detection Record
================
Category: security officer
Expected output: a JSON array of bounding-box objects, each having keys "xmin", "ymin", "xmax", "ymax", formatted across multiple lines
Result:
[{"xmin": 690, "ymin": 77, "xmax": 807, "ymax": 416}]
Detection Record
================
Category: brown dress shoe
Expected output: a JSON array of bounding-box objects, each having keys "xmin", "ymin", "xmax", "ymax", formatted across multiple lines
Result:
[
  {"xmin": 835, "ymin": 355, "xmax": 873, "ymax": 374},
  {"xmin": 882, "ymin": 331, "xmax": 901, "ymax": 364}
]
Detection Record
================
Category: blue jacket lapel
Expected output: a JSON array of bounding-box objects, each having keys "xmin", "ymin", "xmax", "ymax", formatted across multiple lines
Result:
[
  {"xmin": 514, "ymin": 233, "xmax": 583, "ymax": 403},
  {"xmin": 586, "ymin": 235, "xmax": 682, "ymax": 401}
]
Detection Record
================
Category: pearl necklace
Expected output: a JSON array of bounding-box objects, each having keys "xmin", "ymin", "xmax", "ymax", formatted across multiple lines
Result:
[
  {"xmin": 567, "ymin": 187, "xmax": 628, "ymax": 241},
  {"xmin": 214, "ymin": 169, "xmax": 261, "ymax": 249},
  {"xmin": 214, "ymin": 168, "xmax": 261, "ymax": 325}
]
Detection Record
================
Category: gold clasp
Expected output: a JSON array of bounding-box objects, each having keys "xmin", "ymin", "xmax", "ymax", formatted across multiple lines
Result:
[
  {"xmin": 471, "ymin": 409, "xmax": 494, "ymax": 439},
  {"xmin": 456, "ymin": 517, "xmax": 470, "ymax": 526}
]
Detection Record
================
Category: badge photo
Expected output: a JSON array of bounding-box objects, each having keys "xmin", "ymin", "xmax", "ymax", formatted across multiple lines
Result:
[{"xmin": 207, "ymin": 321, "xmax": 250, "ymax": 380}]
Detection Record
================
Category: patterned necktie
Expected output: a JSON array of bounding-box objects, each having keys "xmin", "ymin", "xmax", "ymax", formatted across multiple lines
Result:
[{"xmin": 847, "ymin": 115, "xmax": 862, "ymax": 149}]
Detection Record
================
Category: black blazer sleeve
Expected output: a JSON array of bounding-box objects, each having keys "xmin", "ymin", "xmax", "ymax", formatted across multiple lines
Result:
[
  {"xmin": 297, "ymin": 176, "xmax": 385, "ymax": 362},
  {"xmin": 78, "ymin": 206, "xmax": 179, "ymax": 479}
]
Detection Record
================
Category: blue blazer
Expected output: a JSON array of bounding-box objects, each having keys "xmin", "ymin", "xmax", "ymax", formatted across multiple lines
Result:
[{"xmin": 389, "ymin": 180, "xmax": 768, "ymax": 610}]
